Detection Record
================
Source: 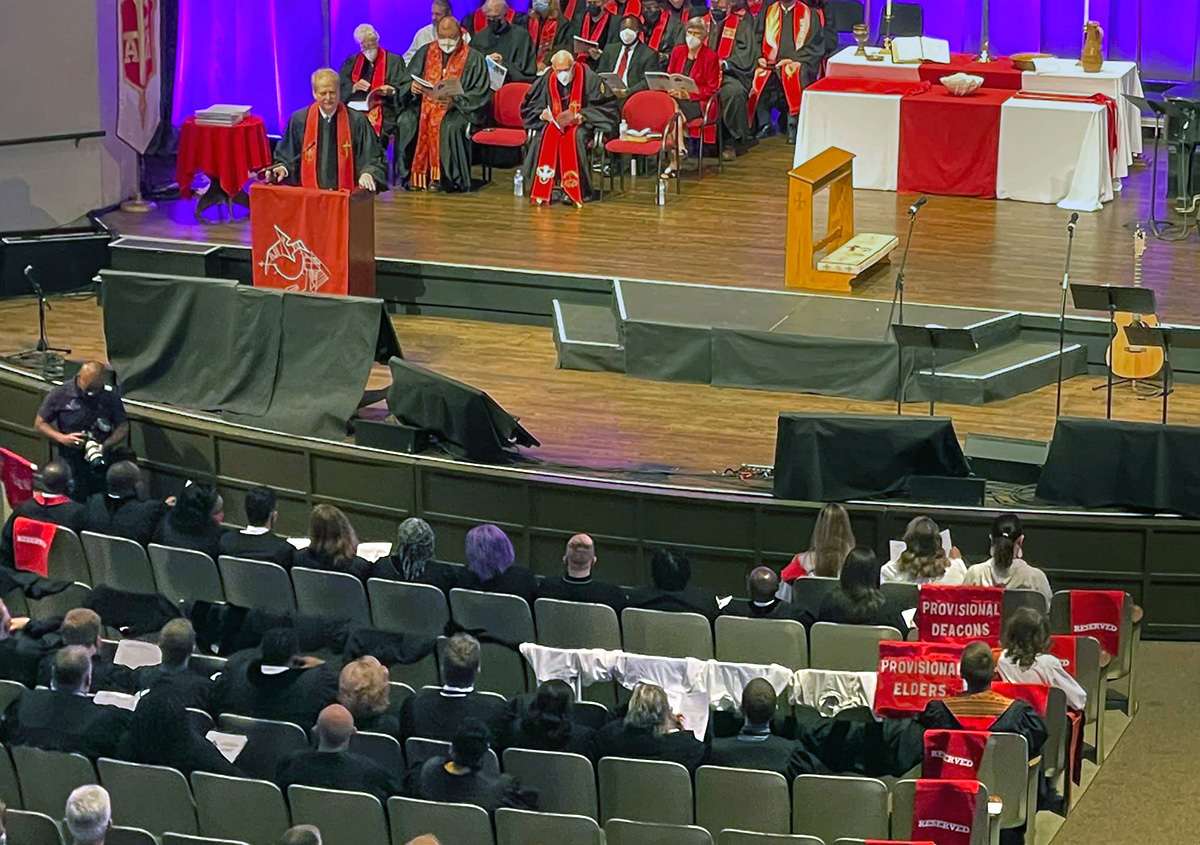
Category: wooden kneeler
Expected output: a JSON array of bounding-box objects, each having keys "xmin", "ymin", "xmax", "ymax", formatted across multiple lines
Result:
[{"xmin": 786, "ymin": 146, "xmax": 897, "ymax": 292}]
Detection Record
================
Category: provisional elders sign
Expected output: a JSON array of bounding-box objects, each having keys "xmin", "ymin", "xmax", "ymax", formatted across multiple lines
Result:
[
  {"xmin": 916, "ymin": 584, "xmax": 1004, "ymax": 646},
  {"xmin": 874, "ymin": 641, "xmax": 965, "ymax": 717}
]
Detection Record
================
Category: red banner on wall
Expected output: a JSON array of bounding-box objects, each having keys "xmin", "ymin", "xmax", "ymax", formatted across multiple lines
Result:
[
  {"xmin": 875, "ymin": 641, "xmax": 966, "ymax": 718},
  {"xmin": 917, "ymin": 584, "xmax": 1004, "ymax": 647},
  {"xmin": 117, "ymin": 0, "xmax": 161, "ymax": 153}
]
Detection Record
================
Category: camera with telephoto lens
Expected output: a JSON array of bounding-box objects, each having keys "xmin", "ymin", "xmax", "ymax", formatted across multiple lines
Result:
[{"xmin": 84, "ymin": 418, "xmax": 114, "ymax": 470}]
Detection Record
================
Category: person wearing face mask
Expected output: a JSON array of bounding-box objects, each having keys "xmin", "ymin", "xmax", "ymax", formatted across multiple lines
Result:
[
  {"xmin": 521, "ymin": 0, "xmax": 571, "ymax": 73},
  {"xmin": 396, "ymin": 16, "xmax": 493, "ymax": 192},
  {"xmin": 521, "ymin": 50, "xmax": 619, "ymax": 206},
  {"xmin": 404, "ymin": 1, "xmax": 468, "ymax": 64},
  {"xmin": 663, "ymin": 17, "xmax": 721, "ymax": 175},
  {"xmin": 747, "ymin": 0, "xmax": 834, "ymax": 143},
  {"xmin": 639, "ymin": 0, "xmax": 686, "ymax": 63},
  {"xmin": 470, "ymin": 0, "xmax": 538, "ymax": 83},
  {"xmin": 700, "ymin": 0, "xmax": 757, "ymax": 158},
  {"xmin": 597, "ymin": 16, "xmax": 660, "ymax": 97},
  {"xmin": 466, "ymin": 0, "xmax": 516, "ymax": 35},
  {"xmin": 337, "ymin": 24, "xmax": 408, "ymax": 181},
  {"xmin": 573, "ymin": 0, "xmax": 618, "ymax": 62}
]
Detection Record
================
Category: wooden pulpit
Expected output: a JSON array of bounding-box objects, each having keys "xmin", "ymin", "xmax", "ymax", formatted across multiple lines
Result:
[
  {"xmin": 250, "ymin": 183, "xmax": 376, "ymax": 297},
  {"xmin": 786, "ymin": 147, "xmax": 896, "ymax": 292}
]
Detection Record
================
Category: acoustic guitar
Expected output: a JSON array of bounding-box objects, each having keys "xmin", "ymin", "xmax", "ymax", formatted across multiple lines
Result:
[{"xmin": 1107, "ymin": 227, "xmax": 1164, "ymax": 381}]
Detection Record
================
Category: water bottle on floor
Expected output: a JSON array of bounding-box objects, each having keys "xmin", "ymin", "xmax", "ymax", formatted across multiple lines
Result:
[
  {"xmin": 513, "ymin": 169, "xmax": 524, "ymax": 197},
  {"xmin": 655, "ymin": 177, "xmax": 666, "ymax": 206}
]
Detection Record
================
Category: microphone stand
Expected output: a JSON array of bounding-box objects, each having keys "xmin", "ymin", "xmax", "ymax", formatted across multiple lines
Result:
[
  {"xmin": 1054, "ymin": 218, "xmax": 1078, "ymax": 418},
  {"xmin": 888, "ymin": 202, "xmax": 923, "ymax": 414},
  {"xmin": 4, "ymin": 267, "xmax": 71, "ymax": 375}
]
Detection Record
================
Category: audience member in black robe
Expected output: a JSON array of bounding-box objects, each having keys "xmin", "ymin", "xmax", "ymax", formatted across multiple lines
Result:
[
  {"xmin": 417, "ymin": 718, "xmax": 534, "ymax": 813},
  {"xmin": 0, "ymin": 460, "xmax": 86, "ymax": 567},
  {"xmin": 589, "ymin": 682, "xmax": 710, "ymax": 773},
  {"xmin": 707, "ymin": 0, "xmax": 758, "ymax": 156},
  {"xmin": 338, "ymin": 656, "xmax": 403, "ymax": 739},
  {"xmin": 153, "ymin": 481, "xmax": 227, "ymax": 562},
  {"xmin": 710, "ymin": 678, "xmax": 794, "ymax": 775},
  {"xmin": 572, "ymin": 0, "xmax": 619, "ymax": 60},
  {"xmin": 505, "ymin": 679, "xmax": 595, "ymax": 756},
  {"xmin": 722, "ymin": 566, "xmax": 812, "ymax": 624},
  {"xmin": 277, "ymin": 704, "xmax": 404, "ymax": 803},
  {"xmin": 472, "ymin": 0, "xmax": 538, "ymax": 82},
  {"xmin": 817, "ymin": 548, "xmax": 909, "ymax": 632},
  {"xmin": 536, "ymin": 534, "xmax": 627, "ymax": 611},
  {"xmin": 596, "ymin": 16, "xmax": 661, "ymax": 98},
  {"xmin": 211, "ymin": 628, "xmax": 339, "ymax": 728},
  {"xmin": 456, "ymin": 524, "xmax": 539, "ymax": 607},
  {"xmin": 399, "ymin": 633, "xmax": 512, "ymax": 742},
  {"xmin": 115, "ymin": 689, "xmax": 240, "ymax": 776},
  {"xmin": 0, "ymin": 600, "xmax": 56, "ymax": 689},
  {"xmin": 132, "ymin": 619, "xmax": 213, "ymax": 711},
  {"xmin": 627, "ymin": 548, "xmax": 720, "ymax": 623},
  {"xmin": 640, "ymin": 0, "xmax": 686, "ymax": 64},
  {"xmin": 291, "ymin": 504, "xmax": 373, "ymax": 581},
  {"xmin": 82, "ymin": 461, "xmax": 167, "ymax": 548},
  {"xmin": 2, "ymin": 646, "xmax": 128, "ymax": 756},
  {"xmin": 386, "ymin": 518, "xmax": 459, "ymax": 594},
  {"xmin": 217, "ymin": 485, "xmax": 295, "ymax": 569},
  {"xmin": 35, "ymin": 608, "xmax": 136, "ymax": 694}
]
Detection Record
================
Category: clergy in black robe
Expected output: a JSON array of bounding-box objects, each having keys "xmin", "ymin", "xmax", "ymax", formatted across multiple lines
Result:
[
  {"xmin": 519, "ymin": 0, "xmax": 574, "ymax": 73},
  {"xmin": 470, "ymin": 0, "xmax": 539, "ymax": 83},
  {"xmin": 704, "ymin": 0, "xmax": 758, "ymax": 155},
  {"xmin": 464, "ymin": 0, "xmax": 516, "ymax": 36},
  {"xmin": 573, "ymin": 0, "xmax": 620, "ymax": 61},
  {"xmin": 747, "ymin": 0, "xmax": 833, "ymax": 140},
  {"xmin": 338, "ymin": 24, "xmax": 409, "ymax": 147},
  {"xmin": 395, "ymin": 18, "xmax": 493, "ymax": 193},
  {"xmin": 270, "ymin": 68, "xmax": 386, "ymax": 192},
  {"xmin": 522, "ymin": 50, "xmax": 619, "ymax": 206},
  {"xmin": 597, "ymin": 17, "xmax": 661, "ymax": 98},
  {"xmin": 640, "ymin": 0, "xmax": 686, "ymax": 64}
]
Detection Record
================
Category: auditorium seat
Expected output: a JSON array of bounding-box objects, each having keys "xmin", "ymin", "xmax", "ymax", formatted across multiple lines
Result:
[
  {"xmin": 405, "ymin": 736, "xmax": 500, "ymax": 776},
  {"xmin": 39, "ymin": 525, "xmax": 92, "ymax": 584},
  {"xmin": 695, "ymin": 765, "xmax": 790, "ymax": 837},
  {"xmin": 1050, "ymin": 590, "xmax": 1139, "ymax": 715},
  {"xmin": 149, "ymin": 544, "xmax": 224, "ymax": 605},
  {"xmin": 792, "ymin": 775, "xmax": 888, "ymax": 842},
  {"xmin": 288, "ymin": 785, "xmax": 388, "ymax": 845},
  {"xmin": 367, "ymin": 578, "xmax": 448, "ymax": 638},
  {"xmin": 26, "ymin": 581, "xmax": 92, "ymax": 621},
  {"xmin": 808, "ymin": 622, "xmax": 901, "ymax": 671},
  {"xmin": 291, "ymin": 567, "xmax": 370, "ymax": 625},
  {"xmin": 599, "ymin": 757, "xmax": 693, "ymax": 825},
  {"xmin": 892, "ymin": 779, "xmax": 988, "ymax": 845},
  {"xmin": 973, "ymin": 733, "xmax": 1038, "ymax": 839},
  {"xmin": 605, "ymin": 819, "xmax": 714, "ymax": 845},
  {"xmin": 387, "ymin": 795, "xmax": 494, "ymax": 845},
  {"xmin": 535, "ymin": 598, "xmax": 621, "ymax": 649},
  {"xmin": 186, "ymin": 707, "xmax": 216, "ymax": 735},
  {"xmin": 10, "ymin": 746, "xmax": 97, "ymax": 818},
  {"xmin": 448, "ymin": 589, "xmax": 535, "ymax": 697},
  {"xmin": 1071, "ymin": 635, "xmax": 1107, "ymax": 761},
  {"xmin": 621, "ymin": 608, "xmax": 713, "ymax": 660},
  {"xmin": 719, "ymin": 834, "xmax": 824, "ymax": 845},
  {"xmin": 164, "ymin": 834, "xmax": 253, "ymax": 845},
  {"xmin": 3, "ymin": 809, "xmax": 62, "ymax": 845},
  {"xmin": 98, "ymin": 757, "xmax": 199, "ymax": 836},
  {"xmin": 501, "ymin": 748, "xmax": 597, "ymax": 818},
  {"xmin": 1002, "ymin": 588, "xmax": 1048, "ymax": 621},
  {"xmin": 107, "ymin": 828, "xmax": 159, "ymax": 845},
  {"xmin": 82, "ymin": 531, "xmax": 157, "ymax": 594},
  {"xmin": 880, "ymin": 582, "xmax": 919, "ymax": 610},
  {"xmin": 496, "ymin": 806, "xmax": 604, "ymax": 845},
  {"xmin": 788, "ymin": 577, "xmax": 839, "ymax": 616},
  {"xmin": 603, "ymin": 91, "xmax": 683, "ymax": 201},
  {"xmin": 470, "ymin": 81, "xmax": 532, "ymax": 184},
  {"xmin": 715, "ymin": 617, "xmax": 808, "ymax": 671},
  {"xmin": 190, "ymin": 771, "xmax": 291, "ymax": 845},
  {"xmin": 0, "ymin": 678, "xmax": 25, "ymax": 713},
  {"xmin": 216, "ymin": 714, "xmax": 309, "ymax": 782},
  {"xmin": 218, "ymin": 556, "xmax": 297, "ymax": 613},
  {"xmin": 0, "ymin": 745, "xmax": 19, "ymax": 810},
  {"xmin": 348, "ymin": 730, "xmax": 404, "ymax": 771}
]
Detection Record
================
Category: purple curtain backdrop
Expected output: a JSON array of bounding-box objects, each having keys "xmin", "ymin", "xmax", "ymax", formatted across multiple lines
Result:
[{"xmin": 173, "ymin": 0, "xmax": 1198, "ymax": 134}]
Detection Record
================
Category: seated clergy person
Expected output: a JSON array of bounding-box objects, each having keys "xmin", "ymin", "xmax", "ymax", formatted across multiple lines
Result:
[
  {"xmin": 399, "ymin": 634, "xmax": 512, "ymax": 741},
  {"xmin": 627, "ymin": 547, "xmax": 720, "ymax": 622},
  {"xmin": 36, "ymin": 608, "xmax": 136, "ymax": 694},
  {"xmin": 217, "ymin": 485, "xmax": 295, "ymax": 568},
  {"xmin": 338, "ymin": 24, "xmax": 408, "ymax": 152},
  {"xmin": 471, "ymin": 0, "xmax": 538, "ymax": 83},
  {"xmin": 505, "ymin": 679, "xmax": 596, "ymax": 756},
  {"xmin": 640, "ymin": 0, "xmax": 686, "ymax": 64},
  {"xmin": 82, "ymin": 461, "xmax": 167, "ymax": 548},
  {"xmin": 153, "ymin": 481, "xmax": 226, "ymax": 563},
  {"xmin": 277, "ymin": 704, "xmax": 404, "ymax": 803},
  {"xmin": 574, "ymin": 0, "xmax": 619, "ymax": 61},
  {"xmin": 1, "ymin": 459, "xmax": 86, "ymax": 567},
  {"xmin": 710, "ymin": 678, "xmax": 794, "ymax": 775},
  {"xmin": 589, "ymin": 682, "xmax": 710, "ymax": 773},
  {"xmin": 704, "ymin": 0, "xmax": 757, "ymax": 158},
  {"xmin": 523, "ymin": 0, "xmax": 571, "ymax": 73},
  {"xmin": 133, "ymin": 619, "xmax": 213, "ymax": 711},
  {"xmin": 536, "ymin": 533, "xmax": 627, "ymax": 611},
  {"xmin": 397, "ymin": 16, "xmax": 493, "ymax": 192},
  {"xmin": 279, "ymin": 827, "xmax": 323, "ymax": 845},
  {"xmin": 0, "ymin": 598, "xmax": 51, "ymax": 689},
  {"xmin": 597, "ymin": 16, "xmax": 661, "ymax": 98},
  {"xmin": 747, "ymin": 0, "xmax": 834, "ymax": 143},
  {"xmin": 269, "ymin": 68, "xmax": 385, "ymax": 192},
  {"xmin": 963, "ymin": 513, "xmax": 1052, "ymax": 605},
  {"xmin": 722, "ymin": 566, "xmax": 811, "ymax": 623},
  {"xmin": 464, "ymin": 0, "xmax": 515, "ymax": 35},
  {"xmin": 664, "ymin": 15, "xmax": 721, "ymax": 171},
  {"xmin": 65, "ymin": 785, "xmax": 113, "ymax": 845},
  {"xmin": 211, "ymin": 628, "xmax": 339, "ymax": 728},
  {"xmin": 292, "ymin": 504, "xmax": 372, "ymax": 581},
  {"xmin": 521, "ymin": 50, "xmax": 619, "ymax": 207},
  {"xmin": 417, "ymin": 718, "xmax": 534, "ymax": 813},
  {"xmin": 997, "ymin": 609, "xmax": 1087, "ymax": 711},
  {"xmin": 2, "ymin": 646, "xmax": 129, "ymax": 756},
  {"xmin": 386, "ymin": 517, "xmax": 459, "ymax": 594},
  {"xmin": 338, "ymin": 656, "xmax": 402, "ymax": 739},
  {"xmin": 405, "ymin": 0, "xmax": 456, "ymax": 63}
]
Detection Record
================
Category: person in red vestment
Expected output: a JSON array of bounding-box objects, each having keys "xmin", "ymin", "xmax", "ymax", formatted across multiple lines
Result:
[
  {"xmin": 574, "ymin": 0, "xmax": 619, "ymax": 62},
  {"xmin": 747, "ymin": 0, "xmax": 833, "ymax": 142},
  {"xmin": 664, "ymin": 16, "xmax": 721, "ymax": 174},
  {"xmin": 523, "ymin": 0, "xmax": 570, "ymax": 73},
  {"xmin": 639, "ymin": 0, "xmax": 686, "ymax": 64},
  {"xmin": 337, "ymin": 24, "xmax": 408, "ymax": 183},
  {"xmin": 464, "ymin": 0, "xmax": 516, "ymax": 35}
]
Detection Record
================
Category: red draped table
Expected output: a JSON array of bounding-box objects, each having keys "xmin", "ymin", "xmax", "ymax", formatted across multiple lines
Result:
[
  {"xmin": 176, "ymin": 115, "xmax": 272, "ymax": 217},
  {"xmin": 898, "ymin": 86, "xmax": 1014, "ymax": 198}
]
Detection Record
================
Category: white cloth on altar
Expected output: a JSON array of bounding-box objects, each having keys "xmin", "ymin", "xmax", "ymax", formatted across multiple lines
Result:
[
  {"xmin": 795, "ymin": 89, "xmax": 902, "ymax": 190},
  {"xmin": 789, "ymin": 669, "xmax": 878, "ymax": 717},
  {"xmin": 826, "ymin": 45, "xmax": 923, "ymax": 84}
]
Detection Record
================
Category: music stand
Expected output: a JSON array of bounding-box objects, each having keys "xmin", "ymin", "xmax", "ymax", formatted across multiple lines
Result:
[
  {"xmin": 891, "ymin": 324, "xmax": 978, "ymax": 416},
  {"xmin": 1123, "ymin": 324, "xmax": 1200, "ymax": 424},
  {"xmin": 1070, "ymin": 284, "xmax": 1156, "ymax": 420},
  {"xmin": 1124, "ymin": 94, "xmax": 1188, "ymax": 239}
]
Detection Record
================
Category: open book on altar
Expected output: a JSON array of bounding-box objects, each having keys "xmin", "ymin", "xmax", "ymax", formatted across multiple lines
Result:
[
  {"xmin": 890, "ymin": 36, "xmax": 951, "ymax": 64},
  {"xmin": 411, "ymin": 75, "xmax": 464, "ymax": 98},
  {"xmin": 645, "ymin": 72, "xmax": 699, "ymax": 95}
]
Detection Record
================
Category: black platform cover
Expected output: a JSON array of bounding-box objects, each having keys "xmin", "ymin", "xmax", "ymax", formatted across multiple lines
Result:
[
  {"xmin": 1037, "ymin": 416, "xmax": 1200, "ymax": 517},
  {"xmin": 773, "ymin": 413, "xmax": 969, "ymax": 501}
]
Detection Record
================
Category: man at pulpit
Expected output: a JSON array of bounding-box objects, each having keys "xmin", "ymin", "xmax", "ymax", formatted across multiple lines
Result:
[{"xmin": 269, "ymin": 68, "xmax": 387, "ymax": 192}]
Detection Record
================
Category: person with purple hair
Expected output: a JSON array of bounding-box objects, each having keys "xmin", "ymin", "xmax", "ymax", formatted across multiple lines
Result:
[{"xmin": 456, "ymin": 523, "xmax": 538, "ymax": 606}]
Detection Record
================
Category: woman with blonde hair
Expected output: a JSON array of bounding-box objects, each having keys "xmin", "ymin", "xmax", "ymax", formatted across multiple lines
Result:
[
  {"xmin": 587, "ymin": 682, "xmax": 709, "ymax": 772},
  {"xmin": 880, "ymin": 516, "xmax": 966, "ymax": 585},
  {"xmin": 293, "ymin": 504, "xmax": 371, "ymax": 580},
  {"xmin": 781, "ymin": 503, "xmax": 856, "ymax": 582},
  {"xmin": 338, "ymin": 656, "xmax": 399, "ymax": 737}
]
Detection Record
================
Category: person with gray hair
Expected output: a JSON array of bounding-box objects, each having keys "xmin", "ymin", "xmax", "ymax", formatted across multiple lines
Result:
[
  {"xmin": 383, "ymin": 517, "xmax": 458, "ymax": 592},
  {"xmin": 64, "ymin": 785, "xmax": 111, "ymax": 845},
  {"xmin": 536, "ymin": 533, "xmax": 627, "ymax": 611},
  {"xmin": 337, "ymin": 21, "xmax": 407, "ymax": 162},
  {"xmin": 588, "ymin": 682, "xmax": 710, "ymax": 773},
  {"xmin": 468, "ymin": 0, "xmax": 537, "ymax": 82},
  {"xmin": 278, "ymin": 826, "xmax": 322, "ymax": 845}
]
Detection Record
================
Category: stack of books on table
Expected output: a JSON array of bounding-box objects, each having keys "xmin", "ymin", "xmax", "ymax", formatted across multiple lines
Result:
[{"xmin": 195, "ymin": 105, "xmax": 252, "ymax": 126}]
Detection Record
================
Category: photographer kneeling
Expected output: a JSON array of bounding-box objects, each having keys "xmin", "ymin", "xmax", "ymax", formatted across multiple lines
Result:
[{"xmin": 33, "ymin": 361, "xmax": 130, "ymax": 500}]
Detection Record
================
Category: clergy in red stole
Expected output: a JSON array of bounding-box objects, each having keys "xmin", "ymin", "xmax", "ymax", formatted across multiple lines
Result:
[
  {"xmin": 639, "ymin": 0, "xmax": 686, "ymax": 63},
  {"xmin": 270, "ymin": 68, "xmax": 386, "ymax": 192},
  {"xmin": 524, "ymin": 0, "xmax": 571, "ymax": 73},
  {"xmin": 703, "ymin": 0, "xmax": 758, "ymax": 157},
  {"xmin": 338, "ymin": 25, "xmax": 408, "ymax": 145},
  {"xmin": 521, "ymin": 50, "xmax": 619, "ymax": 206},
  {"xmin": 396, "ymin": 17, "xmax": 493, "ymax": 192},
  {"xmin": 747, "ymin": 0, "xmax": 832, "ymax": 140},
  {"xmin": 465, "ymin": 0, "xmax": 516, "ymax": 35},
  {"xmin": 575, "ymin": 0, "xmax": 619, "ymax": 61}
]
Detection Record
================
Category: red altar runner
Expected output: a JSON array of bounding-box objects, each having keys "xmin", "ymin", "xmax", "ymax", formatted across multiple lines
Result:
[
  {"xmin": 176, "ymin": 115, "xmax": 272, "ymax": 199},
  {"xmin": 898, "ymin": 86, "xmax": 1014, "ymax": 198},
  {"xmin": 917, "ymin": 53, "xmax": 1022, "ymax": 90}
]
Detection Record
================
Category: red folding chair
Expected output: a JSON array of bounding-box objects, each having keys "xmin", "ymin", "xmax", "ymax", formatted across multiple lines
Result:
[
  {"xmin": 471, "ymin": 81, "xmax": 533, "ymax": 183},
  {"xmin": 603, "ymin": 90, "xmax": 683, "ymax": 201}
]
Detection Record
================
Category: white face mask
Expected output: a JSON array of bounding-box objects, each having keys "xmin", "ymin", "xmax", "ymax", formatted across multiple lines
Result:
[
  {"xmin": 685, "ymin": 33, "xmax": 702, "ymax": 49},
  {"xmin": 438, "ymin": 38, "xmax": 459, "ymax": 53},
  {"xmin": 362, "ymin": 47, "xmax": 379, "ymax": 61},
  {"xmin": 557, "ymin": 69, "xmax": 574, "ymax": 85},
  {"xmin": 619, "ymin": 28, "xmax": 638, "ymax": 45}
]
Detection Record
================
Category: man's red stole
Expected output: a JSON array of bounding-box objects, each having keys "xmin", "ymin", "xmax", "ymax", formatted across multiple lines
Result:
[
  {"xmin": 624, "ymin": 0, "xmax": 643, "ymax": 17},
  {"xmin": 530, "ymin": 70, "xmax": 587, "ymax": 207},
  {"xmin": 301, "ymin": 104, "xmax": 354, "ymax": 190},
  {"xmin": 350, "ymin": 49, "xmax": 389, "ymax": 135},
  {"xmin": 471, "ymin": 7, "xmax": 515, "ymax": 31},
  {"xmin": 644, "ymin": 13, "xmax": 671, "ymax": 51},
  {"xmin": 705, "ymin": 11, "xmax": 742, "ymax": 60},
  {"xmin": 411, "ymin": 43, "xmax": 470, "ymax": 190},
  {"xmin": 580, "ymin": 8, "xmax": 612, "ymax": 45},
  {"xmin": 747, "ymin": 1, "xmax": 811, "ymax": 115},
  {"xmin": 564, "ymin": 0, "xmax": 579, "ymax": 18},
  {"xmin": 528, "ymin": 13, "xmax": 559, "ymax": 65},
  {"xmin": 746, "ymin": 0, "xmax": 764, "ymax": 14}
]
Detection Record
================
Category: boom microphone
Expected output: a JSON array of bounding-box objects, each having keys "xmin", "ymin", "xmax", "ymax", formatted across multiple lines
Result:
[
  {"xmin": 908, "ymin": 196, "xmax": 928, "ymax": 216},
  {"xmin": 1067, "ymin": 212, "xmax": 1079, "ymax": 233}
]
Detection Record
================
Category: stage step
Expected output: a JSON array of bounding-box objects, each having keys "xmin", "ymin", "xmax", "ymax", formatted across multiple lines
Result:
[
  {"xmin": 553, "ymin": 300, "xmax": 625, "ymax": 373},
  {"xmin": 916, "ymin": 340, "xmax": 1088, "ymax": 405}
]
